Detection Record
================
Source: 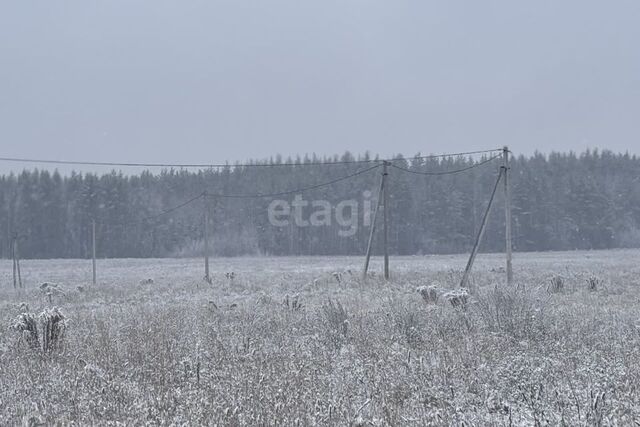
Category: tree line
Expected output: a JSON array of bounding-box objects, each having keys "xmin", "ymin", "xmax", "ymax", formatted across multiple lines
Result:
[{"xmin": 1, "ymin": 150, "xmax": 638, "ymax": 259}]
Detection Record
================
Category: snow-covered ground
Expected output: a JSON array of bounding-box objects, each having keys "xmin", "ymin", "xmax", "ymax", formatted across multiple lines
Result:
[
  {"xmin": 1, "ymin": 249, "xmax": 640, "ymax": 425},
  {"xmin": 2, "ymin": 248, "xmax": 638, "ymax": 289}
]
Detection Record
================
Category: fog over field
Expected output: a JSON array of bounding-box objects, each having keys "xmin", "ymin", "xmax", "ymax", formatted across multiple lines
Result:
[
  {"xmin": 2, "ymin": 150, "xmax": 640, "ymax": 261},
  {"xmin": 2, "ymin": 0, "xmax": 639, "ymax": 425}
]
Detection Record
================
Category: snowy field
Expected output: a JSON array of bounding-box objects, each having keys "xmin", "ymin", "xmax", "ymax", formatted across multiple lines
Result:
[{"xmin": 1, "ymin": 249, "xmax": 640, "ymax": 424}]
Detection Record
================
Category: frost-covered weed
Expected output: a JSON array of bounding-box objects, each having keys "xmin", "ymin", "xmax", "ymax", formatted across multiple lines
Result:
[
  {"xmin": 1, "ymin": 252, "xmax": 640, "ymax": 425},
  {"xmin": 10, "ymin": 307, "xmax": 67, "ymax": 353},
  {"xmin": 416, "ymin": 285, "xmax": 439, "ymax": 304},
  {"xmin": 548, "ymin": 275, "xmax": 565, "ymax": 293},
  {"xmin": 443, "ymin": 287, "xmax": 469, "ymax": 309},
  {"xmin": 586, "ymin": 274, "xmax": 602, "ymax": 292}
]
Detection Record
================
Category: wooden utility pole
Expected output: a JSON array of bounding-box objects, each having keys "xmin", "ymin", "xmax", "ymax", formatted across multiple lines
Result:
[
  {"xmin": 11, "ymin": 235, "xmax": 17, "ymax": 289},
  {"xmin": 16, "ymin": 240, "xmax": 21, "ymax": 289},
  {"xmin": 12, "ymin": 234, "xmax": 22, "ymax": 289},
  {"xmin": 203, "ymin": 193, "xmax": 211, "ymax": 284},
  {"xmin": 382, "ymin": 161, "xmax": 390, "ymax": 280},
  {"xmin": 363, "ymin": 167, "xmax": 385, "ymax": 278},
  {"xmin": 460, "ymin": 168, "xmax": 503, "ymax": 289},
  {"xmin": 503, "ymin": 146, "xmax": 513, "ymax": 285},
  {"xmin": 92, "ymin": 220, "xmax": 97, "ymax": 285}
]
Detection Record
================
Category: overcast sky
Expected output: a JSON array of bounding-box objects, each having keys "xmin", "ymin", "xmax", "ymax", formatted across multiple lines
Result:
[{"xmin": 1, "ymin": 1, "xmax": 639, "ymax": 174}]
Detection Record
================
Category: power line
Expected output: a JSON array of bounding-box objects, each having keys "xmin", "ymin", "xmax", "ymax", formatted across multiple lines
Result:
[
  {"xmin": 53, "ymin": 154, "xmax": 501, "ymax": 227},
  {"xmin": 389, "ymin": 154, "xmax": 502, "ymax": 176},
  {"xmin": 6, "ymin": 150, "xmax": 504, "ymax": 231},
  {"xmin": 0, "ymin": 156, "xmax": 375, "ymax": 168},
  {"xmin": 0, "ymin": 149, "xmax": 503, "ymax": 169},
  {"xmin": 98, "ymin": 164, "xmax": 381, "ymax": 227},
  {"xmin": 103, "ymin": 192, "xmax": 205, "ymax": 228},
  {"xmin": 207, "ymin": 164, "xmax": 381, "ymax": 199},
  {"xmin": 406, "ymin": 149, "xmax": 503, "ymax": 161}
]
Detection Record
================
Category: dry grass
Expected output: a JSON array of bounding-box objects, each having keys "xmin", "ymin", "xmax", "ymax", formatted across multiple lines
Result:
[{"xmin": 1, "ymin": 251, "xmax": 640, "ymax": 425}]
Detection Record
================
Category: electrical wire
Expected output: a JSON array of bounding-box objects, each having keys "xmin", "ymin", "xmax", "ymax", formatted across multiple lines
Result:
[
  {"xmin": 6, "ymin": 149, "xmax": 508, "ymax": 237},
  {"xmin": 0, "ymin": 156, "xmax": 376, "ymax": 168},
  {"xmin": 5, "ymin": 149, "xmax": 505, "ymax": 231},
  {"xmin": 0, "ymin": 149, "xmax": 503, "ymax": 169},
  {"xmin": 408, "ymin": 149, "xmax": 503, "ymax": 161},
  {"xmin": 74, "ymin": 153, "xmax": 502, "ymax": 228},
  {"xmin": 206, "ymin": 164, "xmax": 382, "ymax": 199},
  {"xmin": 388, "ymin": 154, "xmax": 502, "ymax": 176},
  {"xmin": 104, "ymin": 192, "xmax": 205, "ymax": 228},
  {"xmin": 99, "ymin": 165, "xmax": 381, "ymax": 227}
]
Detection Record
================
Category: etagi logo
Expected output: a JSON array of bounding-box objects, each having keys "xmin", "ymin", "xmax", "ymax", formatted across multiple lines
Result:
[{"xmin": 267, "ymin": 191, "xmax": 375, "ymax": 237}]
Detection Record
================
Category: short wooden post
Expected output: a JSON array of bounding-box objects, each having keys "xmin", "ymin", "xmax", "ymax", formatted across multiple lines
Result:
[
  {"xmin": 16, "ymin": 245, "xmax": 22, "ymax": 289},
  {"xmin": 503, "ymin": 146, "xmax": 513, "ymax": 285},
  {"xmin": 11, "ymin": 234, "xmax": 22, "ymax": 289},
  {"xmin": 11, "ymin": 235, "xmax": 17, "ymax": 289},
  {"xmin": 92, "ymin": 220, "xmax": 97, "ymax": 285},
  {"xmin": 460, "ymin": 168, "xmax": 503, "ymax": 288}
]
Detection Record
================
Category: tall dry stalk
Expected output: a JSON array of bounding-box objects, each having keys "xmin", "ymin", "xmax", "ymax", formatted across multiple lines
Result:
[
  {"xmin": 40, "ymin": 307, "xmax": 67, "ymax": 353},
  {"xmin": 10, "ymin": 307, "xmax": 67, "ymax": 353},
  {"xmin": 11, "ymin": 312, "xmax": 39, "ymax": 350}
]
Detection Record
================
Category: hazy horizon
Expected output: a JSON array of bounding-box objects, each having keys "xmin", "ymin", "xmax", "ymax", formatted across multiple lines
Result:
[{"xmin": 2, "ymin": 1, "xmax": 639, "ymax": 175}]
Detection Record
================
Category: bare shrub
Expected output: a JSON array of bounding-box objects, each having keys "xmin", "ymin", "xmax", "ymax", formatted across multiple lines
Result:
[
  {"xmin": 586, "ymin": 275, "xmax": 601, "ymax": 292},
  {"xmin": 485, "ymin": 393, "xmax": 510, "ymax": 415},
  {"xmin": 586, "ymin": 390, "xmax": 607, "ymax": 425},
  {"xmin": 443, "ymin": 288, "xmax": 469, "ymax": 309},
  {"xmin": 332, "ymin": 271, "xmax": 343, "ymax": 284},
  {"xmin": 255, "ymin": 294, "xmax": 273, "ymax": 306},
  {"xmin": 283, "ymin": 294, "xmax": 303, "ymax": 311},
  {"xmin": 11, "ymin": 312, "xmax": 39, "ymax": 350},
  {"xmin": 416, "ymin": 285, "xmax": 439, "ymax": 304},
  {"xmin": 39, "ymin": 282, "xmax": 66, "ymax": 303},
  {"xmin": 547, "ymin": 275, "xmax": 564, "ymax": 293},
  {"xmin": 473, "ymin": 286, "xmax": 545, "ymax": 339},
  {"xmin": 321, "ymin": 299, "xmax": 348, "ymax": 338},
  {"xmin": 39, "ymin": 282, "xmax": 54, "ymax": 291},
  {"xmin": 40, "ymin": 307, "xmax": 67, "ymax": 353},
  {"xmin": 391, "ymin": 306, "xmax": 423, "ymax": 348},
  {"xmin": 10, "ymin": 307, "xmax": 67, "ymax": 353}
]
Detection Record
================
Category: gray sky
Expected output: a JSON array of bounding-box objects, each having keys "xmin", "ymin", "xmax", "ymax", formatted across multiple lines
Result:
[{"xmin": 1, "ymin": 1, "xmax": 639, "ymax": 174}]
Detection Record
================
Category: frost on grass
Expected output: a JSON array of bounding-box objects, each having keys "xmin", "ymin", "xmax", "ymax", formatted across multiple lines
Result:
[
  {"xmin": 443, "ymin": 287, "xmax": 469, "ymax": 309},
  {"xmin": 1, "ymin": 252, "xmax": 640, "ymax": 425},
  {"xmin": 10, "ymin": 307, "xmax": 67, "ymax": 353},
  {"xmin": 416, "ymin": 285, "xmax": 439, "ymax": 304}
]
